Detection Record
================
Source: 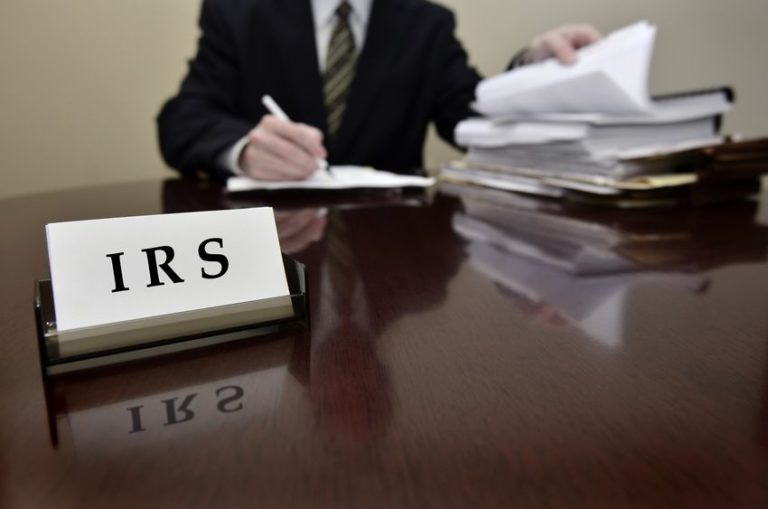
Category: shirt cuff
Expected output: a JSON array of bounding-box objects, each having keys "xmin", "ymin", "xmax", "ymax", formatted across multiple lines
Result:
[{"xmin": 217, "ymin": 136, "xmax": 250, "ymax": 176}]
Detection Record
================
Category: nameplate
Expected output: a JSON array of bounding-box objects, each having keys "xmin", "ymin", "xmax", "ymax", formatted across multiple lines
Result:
[{"xmin": 46, "ymin": 208, "xmax": 289, "ymax": 332}]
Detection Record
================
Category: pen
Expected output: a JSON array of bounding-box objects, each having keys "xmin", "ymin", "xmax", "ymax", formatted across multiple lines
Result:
[{"xmin": 261, "ymin": 95, "xmax": 331, "ymax": 175}]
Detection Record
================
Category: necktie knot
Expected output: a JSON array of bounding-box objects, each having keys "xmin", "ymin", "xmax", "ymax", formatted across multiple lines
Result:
[{"xmin": 336, "ymin": 1, "xmax": 352, "ymax": 21}]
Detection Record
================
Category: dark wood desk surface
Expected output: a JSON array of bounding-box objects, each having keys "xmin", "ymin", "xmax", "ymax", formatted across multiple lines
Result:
[{"xmin": 1, "ymin": 179, "xmax": 767, "ymax": 508}]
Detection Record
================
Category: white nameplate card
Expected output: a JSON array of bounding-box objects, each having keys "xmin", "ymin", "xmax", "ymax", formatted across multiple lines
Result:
[{"xmin": 45, "ymin": 208, "xmax": 290, "ymax": 346}]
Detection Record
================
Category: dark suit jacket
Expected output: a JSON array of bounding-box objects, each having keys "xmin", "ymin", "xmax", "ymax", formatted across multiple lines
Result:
[{"xmin": 157, "ymin": 0, "xmax": 483, "ymax": 180}]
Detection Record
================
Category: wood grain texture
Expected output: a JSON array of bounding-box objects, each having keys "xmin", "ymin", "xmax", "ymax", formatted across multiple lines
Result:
[{"xmin": 1, "ymin": 178, "xmax": 767, "ymax": 509}]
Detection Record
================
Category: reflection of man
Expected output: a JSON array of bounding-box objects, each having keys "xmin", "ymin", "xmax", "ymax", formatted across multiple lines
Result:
[
  {"xmin": 275, "ymin": 208, "xmax": 328, "ymax": 254},
  {"xmin": 158, "ymin": 0, "xmax": 600, "ymax": 181}
]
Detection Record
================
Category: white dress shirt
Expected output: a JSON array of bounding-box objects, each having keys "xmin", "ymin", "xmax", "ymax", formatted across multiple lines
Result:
[{"xmin": 220, "ymin": 0, "xmax": 373, "ymax": 175}]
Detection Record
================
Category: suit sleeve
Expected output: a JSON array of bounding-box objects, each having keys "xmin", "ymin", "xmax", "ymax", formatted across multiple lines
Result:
[
  {"xmin": 156, "ymin": 0, "xmax": 252, "ymax": 180},
  {"xmin": 429, "ymin": 10, "xmax": 483, "ymax": 149}
]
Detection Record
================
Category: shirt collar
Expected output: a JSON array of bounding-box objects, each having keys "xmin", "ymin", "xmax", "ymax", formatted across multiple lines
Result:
[{"xmin": 312, "ymin": 0, "xmax": 373, "ymax": 30}]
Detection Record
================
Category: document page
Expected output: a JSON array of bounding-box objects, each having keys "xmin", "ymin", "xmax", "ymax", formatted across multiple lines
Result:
[
  {"xmin": 226, "ymin": 166, "xmax": 435, "ymax": 192},
  {"xmin": 474, "ymin": 21, "xmax": 656, "ymax": 117}
]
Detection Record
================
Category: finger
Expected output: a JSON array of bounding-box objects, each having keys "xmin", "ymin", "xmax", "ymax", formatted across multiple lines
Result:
[
  {"xmin": 249, "ymin": 128, "xmax": 316, "ymax": 176},
  {"xmin": 276, "ymin": 209, "xmax": 320, "ymax": 239},
  {"xmin": 298, "ymin": 123, "xmax": 328, "ymax": 160},
  {"xmin": 280, "ymin": 216, "xmax": 327, "ymax": 246},
  {"xmin": 261, "ymin": 115, "xmax": 327, "ymax": 159},
  {"xmin": 305, "ymin": 214, "xmax": 327, "ymax": 242},
  {"xmin": 543, "ymin": 33, "xmax": 578, "ymax": 65},
  {"xmin": 566, "ymin": 24, "xmax": 602, "ymax": 49},
  {"xmin": 243, "ymin": 145, "xmax": 308, "ymax": 180},
  {"xmin": 278, "ymin": 233, "xmax": 306, "ymax": 255},
  {"xmin": 277, "ymin": 213, "xmax": 327, "ymax": 254}
]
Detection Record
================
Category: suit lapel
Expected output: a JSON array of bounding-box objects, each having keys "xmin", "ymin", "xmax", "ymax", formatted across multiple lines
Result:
[
  {"xmin": 333, "ymin": 0, "xmax": 409, "ymax": 158},
  {"xmin": 270, "ymin": 0, "xmax": 326, "ymax": 131}
]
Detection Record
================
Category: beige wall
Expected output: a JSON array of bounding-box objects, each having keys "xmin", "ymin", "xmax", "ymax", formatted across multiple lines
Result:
[{"xmin": 1, "ymin": 0, "xmax": 766, "ymax": 199}]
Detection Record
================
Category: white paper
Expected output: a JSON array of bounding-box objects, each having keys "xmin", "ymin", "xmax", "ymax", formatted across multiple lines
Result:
[
  {"xmin": 441, "ymin": 167, "xmax": 564, "ymax": 197},
  {"xmin": 46, "ymin": 208, "xmax": 289, "ymax": 331},
  {"xmin": 474, "ymin": 21, "xmax": 656, "ymax": 117},
  {"xmin": 489, "ymin": 91, "xmax": 732, "ymax": 125},
  {"xmin": 226, "ymin": 166, "xmax": 435, "ymax": 193},
  {"xmin": 455, "ymin": 118, "xmax": 587, "ymax": 147}
]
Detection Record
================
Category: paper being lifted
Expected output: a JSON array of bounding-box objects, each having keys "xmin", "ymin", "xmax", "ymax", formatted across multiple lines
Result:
[
  {"xmin": 226, "ymin": 166, "xmax": 435, "ymax": 193},
  {"xmin": 474, "ymin": 21, "xmax": 657, "ymax": 117}
]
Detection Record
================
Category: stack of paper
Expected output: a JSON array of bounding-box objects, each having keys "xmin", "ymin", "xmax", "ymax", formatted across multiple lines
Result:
[{"xmin": 442, "ymin": 21, "xmax": 768, "ymax": 206}]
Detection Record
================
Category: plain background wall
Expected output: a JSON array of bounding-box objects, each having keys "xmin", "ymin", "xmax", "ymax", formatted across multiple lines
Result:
[{"xmin": 1, "ymin": 0, "xmax": 766, "ymax": 199}]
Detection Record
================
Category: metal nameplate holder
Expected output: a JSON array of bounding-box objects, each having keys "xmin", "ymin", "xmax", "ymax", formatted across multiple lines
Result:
[{"xmin": 34, "ymin": 254, "xmax": 309, "ymax": 376}]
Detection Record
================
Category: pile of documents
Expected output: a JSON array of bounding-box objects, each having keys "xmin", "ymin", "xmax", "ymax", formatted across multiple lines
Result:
[{"xmin": 443, "ymin": 21, "xmax": 768, "ymax": 207}]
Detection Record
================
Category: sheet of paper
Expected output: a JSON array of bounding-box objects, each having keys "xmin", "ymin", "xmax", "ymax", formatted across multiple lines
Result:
[
  {"xmin": 489, "ymin": 90, "xmax": 732, "ymax": 125},
  {"xmin": 611, "ymin": 136, "xmax": 724, "ymax": 160},
  {"xmin": 455, "ymin": 118, "xmax": 587, "ymax": 147},
  {"xmin": 441, "ymin": 167, "xmax": 564, "ymax": 197},
  {"xmin": 473, "ymin": 21, "xmax": 656, "ymax": 117},
  {"xmin": 226, "ymin": 166, "xmax": 435, "ymax": 193}
]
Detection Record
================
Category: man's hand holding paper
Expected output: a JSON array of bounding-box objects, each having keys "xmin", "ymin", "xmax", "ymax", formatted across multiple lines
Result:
[{"xmin": 525, "ymin": 24, "xmax": 603, "ymax": 65}]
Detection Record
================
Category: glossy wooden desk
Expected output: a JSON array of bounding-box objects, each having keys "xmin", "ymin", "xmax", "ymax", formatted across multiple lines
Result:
[{"xmin": 1, "ymin": 179, "xmax": 767, "ymax": 508}]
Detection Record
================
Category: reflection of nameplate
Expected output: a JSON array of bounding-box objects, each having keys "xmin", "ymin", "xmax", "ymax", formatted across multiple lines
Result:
[
  {"xmin": 43, "ymin": 328, "xmax": 310, "ymax": 449},
  {"xmin": 36, "ymin": 209, "xmax": 308, "ymax": 375}
]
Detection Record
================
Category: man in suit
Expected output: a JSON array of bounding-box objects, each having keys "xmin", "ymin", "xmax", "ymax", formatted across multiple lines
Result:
[{"xmin": 157, "ymin": 0, "xmax": 600, "ymax": 181}]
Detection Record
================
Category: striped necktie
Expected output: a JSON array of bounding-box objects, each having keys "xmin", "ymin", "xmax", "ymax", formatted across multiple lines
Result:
[{"xmin": 323, "ymin": 1, "xmax": 357, "ymax": 140}]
